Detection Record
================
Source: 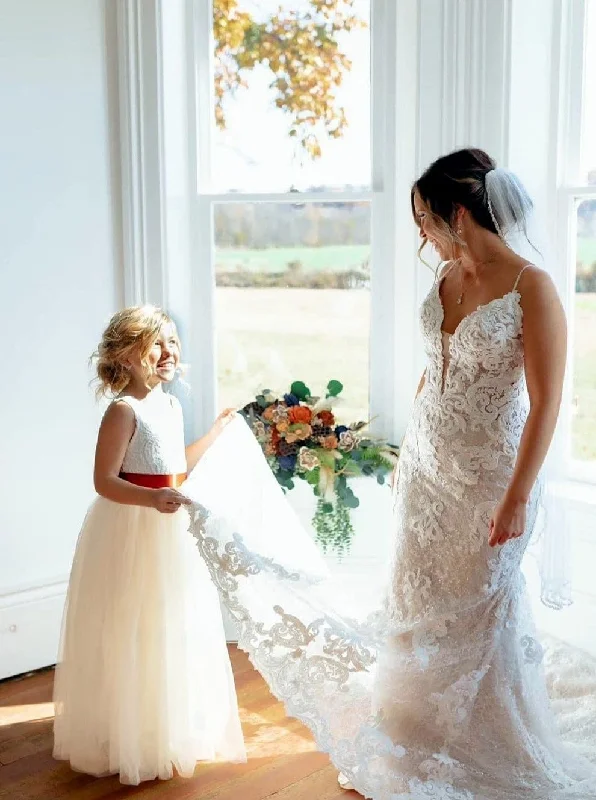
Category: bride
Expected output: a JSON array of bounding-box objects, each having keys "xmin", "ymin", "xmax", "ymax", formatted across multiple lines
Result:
[{"xmin": 184, "ymin": 148, "xmax": 596, "ymax": 799}]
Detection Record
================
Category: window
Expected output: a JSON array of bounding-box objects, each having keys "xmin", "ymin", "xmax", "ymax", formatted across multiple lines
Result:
[
  {"xmin": 193, "ymin": 0, "xmax": 403, "ymax": 433},
  {"xmin": 215, "ymin": 200, "xmax": 371, "ymax": 423},
  {"xmin": 212, "ymin": 0, "xmax": 371, "ymax": 193},
  {"xmin": 560, "ymin": 0, "xmax": 596, "ymax": 481}
]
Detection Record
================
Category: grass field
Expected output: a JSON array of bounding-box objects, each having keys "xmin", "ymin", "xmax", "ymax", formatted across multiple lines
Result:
[
  {"xmin": 216, "ymin": 244, "xmax": 370, "ymax": 273},
  {"xmin": 216, "ymin": 288, "xmax": 596, "ymax": 463},
  {"xmin": 216, "ymin": 288, "xmax": 370, "ymax": 425},
  {"xmin": 216, "ymin": 239, "xmax": 596, "ymax": 275}
]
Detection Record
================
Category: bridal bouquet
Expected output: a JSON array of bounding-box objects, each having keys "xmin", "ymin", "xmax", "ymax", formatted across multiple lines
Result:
[{"xmin": 240, "ymin": 380, "xmax": 399, "ymax": 556}]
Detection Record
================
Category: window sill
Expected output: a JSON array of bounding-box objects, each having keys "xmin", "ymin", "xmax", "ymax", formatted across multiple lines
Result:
[{"xmin": 551, "ymin": 479, "xmax": 596, "ymax": 508}]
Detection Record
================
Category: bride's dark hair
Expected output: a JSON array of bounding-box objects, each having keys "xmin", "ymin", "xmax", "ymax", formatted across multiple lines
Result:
[{"xmin": 411, "ymin": 148, "xmax": 500, "ymax": 237}]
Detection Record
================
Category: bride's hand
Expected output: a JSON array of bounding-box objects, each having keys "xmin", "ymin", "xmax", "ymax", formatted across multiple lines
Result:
[{"xmin": 488, "ymin": 495, "xmax": 527, "ymax": 547}]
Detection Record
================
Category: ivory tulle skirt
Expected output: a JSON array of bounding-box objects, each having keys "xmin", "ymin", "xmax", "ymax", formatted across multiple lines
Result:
[{"xmin": 53, "ymin": 496, "xmax": 246, "ymax": 785}]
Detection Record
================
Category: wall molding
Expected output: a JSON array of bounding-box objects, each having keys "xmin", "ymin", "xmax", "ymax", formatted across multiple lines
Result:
[
  {"xmin": 436, "ymin": 0, "xmax": 512, "ymax": 161},
  {"xmin": 0, "ymin": 578, "xmax": 68, "ymax": 680},
  {"xmin": 117, "ymin": 0, "xmax": 168, "ymax": 307}
]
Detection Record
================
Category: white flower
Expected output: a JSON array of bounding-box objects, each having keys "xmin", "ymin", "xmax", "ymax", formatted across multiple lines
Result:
[
  {"xmin": 338, "ymin": 430, "xmax": 359, "ymax": 452},
  {"xmin": 298, "ymin": 447, "xmax": 320, "ymax": 472},
  {"xmin": 312, "ymin": 398, "xmax": 333, "ymax": 413},
  {"xmin": 271, "ymin": 405, "xmax": 289, "ymax": 424}
]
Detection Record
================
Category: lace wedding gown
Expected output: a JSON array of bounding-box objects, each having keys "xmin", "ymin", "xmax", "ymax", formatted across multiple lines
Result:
[{"xmin": 184, "ymin": 269, "xmax": 596, "ymax": 799}]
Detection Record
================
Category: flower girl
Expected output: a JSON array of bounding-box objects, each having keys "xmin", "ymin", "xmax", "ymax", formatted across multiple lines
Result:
[{"xmin": 53, "ymin": 305, "xmax": 246, "ymax": 785}]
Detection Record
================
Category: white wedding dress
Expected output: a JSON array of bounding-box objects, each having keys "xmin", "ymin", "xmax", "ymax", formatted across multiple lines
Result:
[{"xmin": 184, "ymin": 268, "xmax": 596, "ymax": 799}]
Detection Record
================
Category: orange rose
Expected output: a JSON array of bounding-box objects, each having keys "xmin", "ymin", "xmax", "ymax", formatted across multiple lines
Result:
[
  {"xmin": 288, "ymin": 405, "xmax": 312, "ymax": 425},
  {"xmin": 321, "ymin": 435, "xmax": 339, "ymax": 450},
  {"xmin": 262, "ymin": 405, "xmax": 277, "ymax": 422},
  {"xmin": 315, "ymin": 410, "xmax": 335, "ymax": 427}
]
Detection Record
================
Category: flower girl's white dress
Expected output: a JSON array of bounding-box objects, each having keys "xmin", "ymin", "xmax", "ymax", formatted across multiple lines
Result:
[{"xmin": 53, "ymin": 392, "xmax": 246, "ymax": 785}]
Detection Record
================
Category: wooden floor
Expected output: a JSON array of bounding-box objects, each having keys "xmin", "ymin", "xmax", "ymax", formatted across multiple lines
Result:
[{"xmin": 0, "ymin": 646, "xmax": 355, "ymax": 800}]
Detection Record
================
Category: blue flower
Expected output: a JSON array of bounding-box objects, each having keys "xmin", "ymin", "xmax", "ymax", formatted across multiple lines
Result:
[
  {"xmin": 283, "ymin": 393, "xmax": 300, "ymax": 407},
  {"xmin": 335, "ymin": 425, "xmax": 348, "ymax": 436},
  {"xmin": 278, "ymin": 454, "xmax": 297, "ymax": 471}
]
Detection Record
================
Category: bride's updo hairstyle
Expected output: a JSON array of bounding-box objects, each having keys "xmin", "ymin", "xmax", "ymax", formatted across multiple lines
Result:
[
  {"xmin": 413, "ymin": 148, "xmax": 497, "ymax": 234},
  {"xmin": 411, "ymin": 147, "xmax": 535, "ymax": 261}
]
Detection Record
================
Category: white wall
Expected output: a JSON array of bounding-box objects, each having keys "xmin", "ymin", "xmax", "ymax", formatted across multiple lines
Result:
[{"xmin": 0, "ymin": 0, "xmax": 122, "ymax": 678}]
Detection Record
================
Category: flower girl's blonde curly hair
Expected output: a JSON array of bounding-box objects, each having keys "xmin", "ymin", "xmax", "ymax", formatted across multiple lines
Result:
[{"xmin": 92, "ymin": 305, "xmax": 179, "ymax": 397}]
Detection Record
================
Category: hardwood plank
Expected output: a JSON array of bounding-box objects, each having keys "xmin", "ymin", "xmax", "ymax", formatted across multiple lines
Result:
[
  {"xmin": 0, "ymin": 703, "xmax": 54, "ymax": 748},
  {"xmin": 0, "ymin": 671, "xmax": 54, "ymax": 706},
  {"xmin": 196, "ymin": 751, "xmax": 330, "ymax": 800},
  {"xmin": 0, "ymin": 720, "xmax": 53, "ymax": 765},
  {"xmin": 267, "ymin": 763, "xmax": 357, "ymax": 800}
]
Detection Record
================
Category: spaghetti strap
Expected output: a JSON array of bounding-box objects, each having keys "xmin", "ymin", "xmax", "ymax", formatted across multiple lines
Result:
[{"xmin": 513, "ymin": 263, "xmax": 533, "ymax": 292}]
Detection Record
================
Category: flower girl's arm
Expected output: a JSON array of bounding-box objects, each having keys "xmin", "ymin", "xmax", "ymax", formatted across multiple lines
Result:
[
  {"xmin": 185, "ymin": 408, "xmax": 237, "ymax": 472},
  {"xmin": 94, "ymin": 402, "xmax": 156, "ymax": 506}
]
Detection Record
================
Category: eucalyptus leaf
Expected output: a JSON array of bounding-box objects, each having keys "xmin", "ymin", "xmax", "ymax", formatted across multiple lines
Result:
[{"xmin": 343, "ymin": 492, "xmax": 360, "ymax": 509}]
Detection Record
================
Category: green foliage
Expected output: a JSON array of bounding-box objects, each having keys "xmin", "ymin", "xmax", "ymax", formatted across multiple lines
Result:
[
  {"xmin": 290, "ymin": 381, "xmax": 311, "ymax": 400},
  {"xmin": 326, "ymin": 379, "xmax": 344, "ymax": 397},
  {"xmin": 313, "ymin": 497, "xmax": 355, "ymax": 557}
]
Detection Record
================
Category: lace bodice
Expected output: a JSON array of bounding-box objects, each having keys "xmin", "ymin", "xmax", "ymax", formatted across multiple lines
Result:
[
  {"xmin": 391, "ymin": 266, "xmax": 540, "ymax": 626},
  {"xmin": 410, "ymin": 273, "xmax": 530, "ymax": 489},
  {"xmin": 118, "ymin": 392, "xmax": 187, "ymax": 474}
]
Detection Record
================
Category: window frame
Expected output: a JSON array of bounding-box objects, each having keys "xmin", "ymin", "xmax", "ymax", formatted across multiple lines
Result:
[
  {"xmin": 187, "ymin": 0, "xmax": 418, "ymax": 443},
  {"xmin": 555, "ymin": 0, "xmax": 596, "ymax": 483}
]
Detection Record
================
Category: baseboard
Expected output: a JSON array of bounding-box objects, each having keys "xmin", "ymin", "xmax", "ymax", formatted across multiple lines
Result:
[{"xmin": 0, "ymin": 578, "xmax": 68, "ymax": 680}]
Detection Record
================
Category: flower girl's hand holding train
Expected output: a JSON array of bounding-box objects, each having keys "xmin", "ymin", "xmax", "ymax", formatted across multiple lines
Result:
[
  {"xmin": 151, "ymin": 487, "xmax": 191, "ymax": 514},
  {"xmin": 211, "ymin": 407, "xmax": 237, "ymax": 436},
  {"xmin": 185, "ymin": 408, "xmax": 237, "ymax": 471}
]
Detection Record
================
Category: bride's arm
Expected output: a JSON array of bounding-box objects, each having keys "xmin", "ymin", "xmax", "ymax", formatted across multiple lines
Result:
[
  {"xmin": 391, "ymin": 370, "xmax": 427, "ymax": 490},
  {"xmin": 489, "ymin": 268, "xmax": 567, "ymax": 546},
  {"xmin": 415, "ymin": 370, "xmax": 426, "ymax": 397}
]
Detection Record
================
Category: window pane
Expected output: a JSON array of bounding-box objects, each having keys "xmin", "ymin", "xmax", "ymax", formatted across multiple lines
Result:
[
  {"xmin": 212, "ymin": 0, "xmax": 370, "ymax": 192},
  {"xmin": 215, "ymin": 201, "xmax": 370, "ymax": 422},
  {"xmin": 581, "ymin": 0, "xmax": 596, "ymax": 184},
  {"xmin": 572, "ymin": 198, "xmax": 596, "ymax": 466}
]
